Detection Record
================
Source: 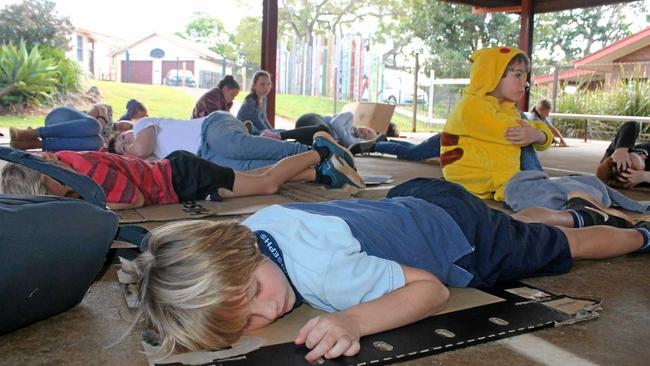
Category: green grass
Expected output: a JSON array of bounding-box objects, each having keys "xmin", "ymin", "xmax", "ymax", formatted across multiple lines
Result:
[
  {"xmin": 0, "ymin": 80, "xmax": 197, "ymax": 128},
  {"xmin": 0, "ymin": 82, "xmax": 440, "ymax": 132}
]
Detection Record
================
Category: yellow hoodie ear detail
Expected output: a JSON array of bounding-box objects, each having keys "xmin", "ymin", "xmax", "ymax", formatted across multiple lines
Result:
[{"xmin": 465, "ymin": 46, "xmax": 525, "ymax": 97}]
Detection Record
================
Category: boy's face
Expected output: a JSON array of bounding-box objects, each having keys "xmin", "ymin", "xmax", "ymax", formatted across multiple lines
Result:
[
  {"xmin": 113, "ymin": 130, "xmax": 135, "ymax": 155},
  {"xmin": 489, "ymin": 61, "xmax": 528, "ymax": 102},
  {"xmin": 245, "ymin": 259, "xmax": 296, "ymax": 330}
]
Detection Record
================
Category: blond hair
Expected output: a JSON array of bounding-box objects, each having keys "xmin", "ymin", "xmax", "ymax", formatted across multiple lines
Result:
[
  {"xmin": 133, "ymin": 220, "xmax": 262, "ymax": 356},
  {"xmin": 0, "ymin": 162, "xmax": 48, "ymax": 195}
]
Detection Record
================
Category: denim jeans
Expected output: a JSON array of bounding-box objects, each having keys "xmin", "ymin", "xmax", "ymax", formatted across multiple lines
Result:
[
  {"xmin": 519, "ymin": 145, "xmax": 544, "ymax": 171},
  {"xmin": 38, "ymin": 107, "xmax": 103, "ymax": 151},
  {"xmin": 374, "ymin": 134, "xmax": 441, "ymax": 161},
  {"xmin": 199, "ymin": 112, "xmax": 310, "ymax": 171}
]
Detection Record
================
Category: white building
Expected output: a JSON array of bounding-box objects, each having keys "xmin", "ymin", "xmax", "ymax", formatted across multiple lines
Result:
[
  {"xmin": 67, "ymin": 27, "xmax": 126, "ymax": 81},
  {"xmin": 110, "ymin": 33, "xmax": 232, "ymax": 88}
]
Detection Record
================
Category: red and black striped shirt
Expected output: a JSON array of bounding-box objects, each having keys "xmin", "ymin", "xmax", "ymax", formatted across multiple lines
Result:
[{"xmin": 56, "ymin": 151, "xmax": 179, "ymax": 205}]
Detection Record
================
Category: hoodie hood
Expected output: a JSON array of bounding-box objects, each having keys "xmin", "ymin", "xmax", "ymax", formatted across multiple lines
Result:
[{"xmin": 464, "ymin": 46, "xmax": 525, "ymax": 97}]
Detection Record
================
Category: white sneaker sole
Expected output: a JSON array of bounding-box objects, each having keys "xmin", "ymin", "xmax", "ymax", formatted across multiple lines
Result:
[{"xmin": 331, "ymin": 155, "xmax": 365, "ymax": 188}]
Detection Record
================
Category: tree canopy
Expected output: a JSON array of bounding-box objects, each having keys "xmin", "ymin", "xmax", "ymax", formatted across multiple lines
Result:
[{"xmin": 0, "ymin": 0, "xmax": 72, "ymax": 50}]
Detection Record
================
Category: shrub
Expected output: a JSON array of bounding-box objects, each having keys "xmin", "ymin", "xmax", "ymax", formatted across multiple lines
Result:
[
  {"xmin": 0, "ymin": 41, "xmax": 58, "ymax": 107},
  {"xmin": 40, "ymin": 46, "xmax": 83, "ymax": 94},
  {"xmin": 551, "ymin": 76, "xmax": 650, "ymax": 140}
]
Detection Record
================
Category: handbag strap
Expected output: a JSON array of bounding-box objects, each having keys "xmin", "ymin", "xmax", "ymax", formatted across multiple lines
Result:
[{"xmin": 0, "ymin": 147, "xmax": 107, "ymax": 208}]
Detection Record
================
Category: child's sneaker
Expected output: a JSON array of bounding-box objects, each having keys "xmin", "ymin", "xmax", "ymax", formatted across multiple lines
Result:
[
  {"xmin": 318, "ymin": 155, "xmax": 365, "ymax": 188},
  {"xmin": 566, "ymin": 192, "xmax": 634, "ymax": 228},
  {"xmin": 313, "ymin": 131, "xmax": 356, "ymax": 169}
]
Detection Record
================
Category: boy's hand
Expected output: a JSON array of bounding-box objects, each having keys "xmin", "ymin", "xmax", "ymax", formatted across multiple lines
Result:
[
  {"xmin": 618, "ymin": 168, "xmax": 649, "ymax": 188},
  {"xmin": 295, "ymin": 312, "xmax": 362, "ymax": 362},
  {"xmin": 611, "ymin": 148, "xmax": 631, "ymax": 172},
  {"xmin": 505, "ymin": 120, "xmax": 546, "ymax": 146}
]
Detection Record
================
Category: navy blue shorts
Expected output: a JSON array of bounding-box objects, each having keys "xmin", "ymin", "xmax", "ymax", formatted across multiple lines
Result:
[{"xmin": 387, "ymin": 178, "xmax": 573, "ymax": 287}]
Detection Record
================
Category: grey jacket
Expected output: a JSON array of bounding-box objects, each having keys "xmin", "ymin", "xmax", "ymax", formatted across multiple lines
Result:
[{"xmin": 505, "ymin": 170, "xmax": 650, "ymax": 213}]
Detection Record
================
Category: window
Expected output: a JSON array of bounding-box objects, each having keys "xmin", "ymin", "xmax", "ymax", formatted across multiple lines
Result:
[{"xmin": 76, "ymin": 35, "xmax": 83, "ymax": 62}]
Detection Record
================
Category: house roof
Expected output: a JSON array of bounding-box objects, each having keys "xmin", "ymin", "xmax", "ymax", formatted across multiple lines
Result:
[
  {"xmin": 441, "ymin": 0, "xmax": 638, "ymax": 13},
  {"xmin": 110, "ymin": 33, "xmax": 224, "ymax": 62},
  {"xmin": 532, "ymin": 68, "xmax": 596, "ymax": 85},
  {"xmin": 73, "ymin": 27, "xmax": 127, "ymax": 48},
  {"xmin": 573, "ymin": 26, "xmax": 650, "ymax": 69}
]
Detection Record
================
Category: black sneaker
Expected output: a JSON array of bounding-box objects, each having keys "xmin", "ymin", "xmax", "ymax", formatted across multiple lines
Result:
[
  {"xmin": 566, "ymin": 192, "xmax": 634, "ymax": 228},
  {"xmin": 349, "ymin": 140, "xmax": 376, "ymax": 155}
]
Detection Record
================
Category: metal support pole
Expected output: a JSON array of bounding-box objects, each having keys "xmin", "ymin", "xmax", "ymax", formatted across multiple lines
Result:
[
  {"xmin": 412, "ymin": 53, "xmax": 419, "ymax": 132},
  {"xmin": 552, "ymin": 66, "xmax": 560, "ymax": 112}
]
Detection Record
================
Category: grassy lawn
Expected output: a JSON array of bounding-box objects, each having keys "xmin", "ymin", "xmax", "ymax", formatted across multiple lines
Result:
[
  {"xmin": 0, "ymin": 82, "xmax": 439, "ymax": 132},
  {"xmin": 0, "ymin": 80, "xmax": 197, "ymax": 128}
]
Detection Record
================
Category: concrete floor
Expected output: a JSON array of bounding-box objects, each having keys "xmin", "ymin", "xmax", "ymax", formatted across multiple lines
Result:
[{"xmin": 1, "ymin": 135, "xmax": 649, "ymax": 365}]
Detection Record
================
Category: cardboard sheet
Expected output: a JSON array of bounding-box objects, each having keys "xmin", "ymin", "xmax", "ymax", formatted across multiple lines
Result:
[
  {"xmin": 116, "ymin": 183, "xmax": 356, "ymax": 224},
  {"xmin": 341, "ymin": 102, "xmax": 395, "ymax": 133},
  {"xmin": 244, "ymin": 287, "xmax": 504, "ymax": 346},
  {"xmin": 141, "ymin": 288, "xmax": 504, "ymax": 365}
]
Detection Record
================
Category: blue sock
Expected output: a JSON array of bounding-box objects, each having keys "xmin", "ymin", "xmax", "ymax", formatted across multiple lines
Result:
[
  {"xmin": 567, "ymin": 209, "xmax": 584, "ymax": 228},
  {"xmin": 635, "ymin": 227, "xmax": 650, "ymax": 253}
]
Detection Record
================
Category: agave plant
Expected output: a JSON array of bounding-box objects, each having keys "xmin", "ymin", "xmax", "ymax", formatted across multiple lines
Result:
[{"xmin": 0, "ymin": 41, "xmax": 58, "ymax": 106}]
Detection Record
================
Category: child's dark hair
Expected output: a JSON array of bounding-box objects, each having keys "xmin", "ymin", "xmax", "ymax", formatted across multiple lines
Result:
[
  {"xmin": 386, "ymin": 122, "xmax": 400, "ymax": 137},
  {"xmin": 503, "ymin": 53, "xmax": 531, "ymax": 78},
  {"xmin": 107, "ymin": 135, "xmax": 118, "ymax": 154},
  {"xmin": 531, "ymin": 99, "xmax": 552, "ymax": 112},
  {"xmin": 217, "ymin": 75, "xmax": 240, "ymax": 90}
]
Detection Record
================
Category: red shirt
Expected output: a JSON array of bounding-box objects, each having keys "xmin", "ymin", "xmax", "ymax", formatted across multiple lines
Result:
[
  {"xmin": 191, "ymin": 87, "xmax": 233, "ymax": 118},
  {"xmin": 55, "ymin": 151, "xmax": 179, "ymax": 205}
]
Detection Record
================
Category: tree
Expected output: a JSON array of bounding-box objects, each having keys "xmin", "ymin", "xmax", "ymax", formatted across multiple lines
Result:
[
  {"xmin": 234, "ymin": 16, "xmax": 262, "ymax": 66},
  {"xmin": 534, "ymin": 2, "xmax": 648, "ymax": 65},
  {"xmin": 405, "ymin": 0, "xmax": 519, "ymax": 77},
  {"xmin": 0, "ymin": 0, "xmax": 72, "ymax": 50},
  {"xmin": 176, "ymin": 12, "xmax": 236, "ymax": 60}
]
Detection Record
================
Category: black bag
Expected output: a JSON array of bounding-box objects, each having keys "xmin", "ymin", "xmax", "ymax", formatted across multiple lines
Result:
[{"xmin": 0, "ymin": 147, "xmax": 119, "ymax": 334}]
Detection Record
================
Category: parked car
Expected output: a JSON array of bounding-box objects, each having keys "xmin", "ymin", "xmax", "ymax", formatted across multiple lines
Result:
[
  {"xmin": 380, "ymin": 80, "xmax": 427, "ymax": 105},
  {"xmin": 165, "ymin": 69, "xmax": 196, "ymax": 87}
]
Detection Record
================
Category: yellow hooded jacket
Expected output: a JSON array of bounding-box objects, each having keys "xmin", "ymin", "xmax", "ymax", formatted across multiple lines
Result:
[{"xmin": 440, "ymin": 47, "xmax": 552, "ymax": 201}]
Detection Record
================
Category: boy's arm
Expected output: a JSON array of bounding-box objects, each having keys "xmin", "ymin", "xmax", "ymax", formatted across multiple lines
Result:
[
  {"xmin": 504, "ymin": 120, "xmax": 553, "ymax": 151},
  {"xmin": 106, "ymin": 188, "xmax": 145, "ymax": 210},
  {"xmin": 128, "ymin": 126, "xmax": 156, "ymax": 158},
  {"xmin": 295, "ymin": 265, "xmax": 449, "ymax": 362}
]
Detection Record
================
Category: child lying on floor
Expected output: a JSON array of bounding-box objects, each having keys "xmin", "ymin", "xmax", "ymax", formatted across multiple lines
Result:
[
  {"xmin": 0, "ymin": 132, "xmax": 363, "ymax": 210},
  {"xmin": 128, "ymin": 178, "xmax": 649, "ymax": 362}
]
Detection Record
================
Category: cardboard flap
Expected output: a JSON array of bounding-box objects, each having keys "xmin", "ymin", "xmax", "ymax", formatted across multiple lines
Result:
[{"xmin": 341, "ymin": 102, "xmax": 395, "ymax": 133}]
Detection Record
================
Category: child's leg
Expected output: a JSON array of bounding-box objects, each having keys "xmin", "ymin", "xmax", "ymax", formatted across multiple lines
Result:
[
  {"xmin": 229, "ymin": 150, "xmax": 321, "ymax": 196},
  {"xmin": 557, "ymin": 226, "xmax": 643, "ymax": 259},
  {"xmin": 512, "ymin": 207, "xmax": 574, "ymax": 227}
]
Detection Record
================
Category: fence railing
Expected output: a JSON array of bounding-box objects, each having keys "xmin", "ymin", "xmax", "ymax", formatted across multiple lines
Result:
[{"xmin": 550, "ymin": 113, "xmax": 650, "ymax": 142}]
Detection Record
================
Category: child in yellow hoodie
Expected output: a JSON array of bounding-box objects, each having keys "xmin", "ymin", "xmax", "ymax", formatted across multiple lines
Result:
[{"xmin": 441, "ymin": 47, "xmax": 553, "ymax": 201}]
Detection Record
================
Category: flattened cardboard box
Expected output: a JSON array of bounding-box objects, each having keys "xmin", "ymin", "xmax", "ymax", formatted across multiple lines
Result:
[{"xmin": 342, "ymin": 102, "xmax": 395, "ymax": 133}]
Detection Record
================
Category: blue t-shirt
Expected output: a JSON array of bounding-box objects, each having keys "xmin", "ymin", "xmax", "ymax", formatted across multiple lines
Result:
[
  {"xmin": 243, "ymin": 197, "xmax": 474, "ymax": 312},
  {"xmin": 236, "ymin": 95, "xmax": 272, "ymax": 134}
]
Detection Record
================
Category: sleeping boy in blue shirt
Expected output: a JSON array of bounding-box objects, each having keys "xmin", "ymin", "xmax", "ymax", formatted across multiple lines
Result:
[{"xmin": 131, "ymin": 178, "xmax": 650, "ymax": 362}]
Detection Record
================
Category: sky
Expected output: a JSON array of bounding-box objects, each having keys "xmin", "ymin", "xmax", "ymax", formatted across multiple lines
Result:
[{"xmin": 0, "ymin": 0, "xmax": 262, "ymax": 40}]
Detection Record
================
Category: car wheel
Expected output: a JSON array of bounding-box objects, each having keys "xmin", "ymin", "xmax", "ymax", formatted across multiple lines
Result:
[{"xmin": 387, "ymin": 96, "xmax": 397, "ymax": 104}]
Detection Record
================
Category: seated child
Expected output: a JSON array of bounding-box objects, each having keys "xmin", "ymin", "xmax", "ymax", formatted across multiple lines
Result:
[
  {"xmin": 130, "ymin": 178, "xmax": 647, "ymax": 362},
  {"xmin": 597, "ymin": 121, "xmax": 650, "ymax": 189},
  {"xmin": 441, "ymin": 47, "xmax": 553, "ymax": 201},
  {"xmin": 0, "ymin": 133, "xmax": 363, "ymax": 210}
]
